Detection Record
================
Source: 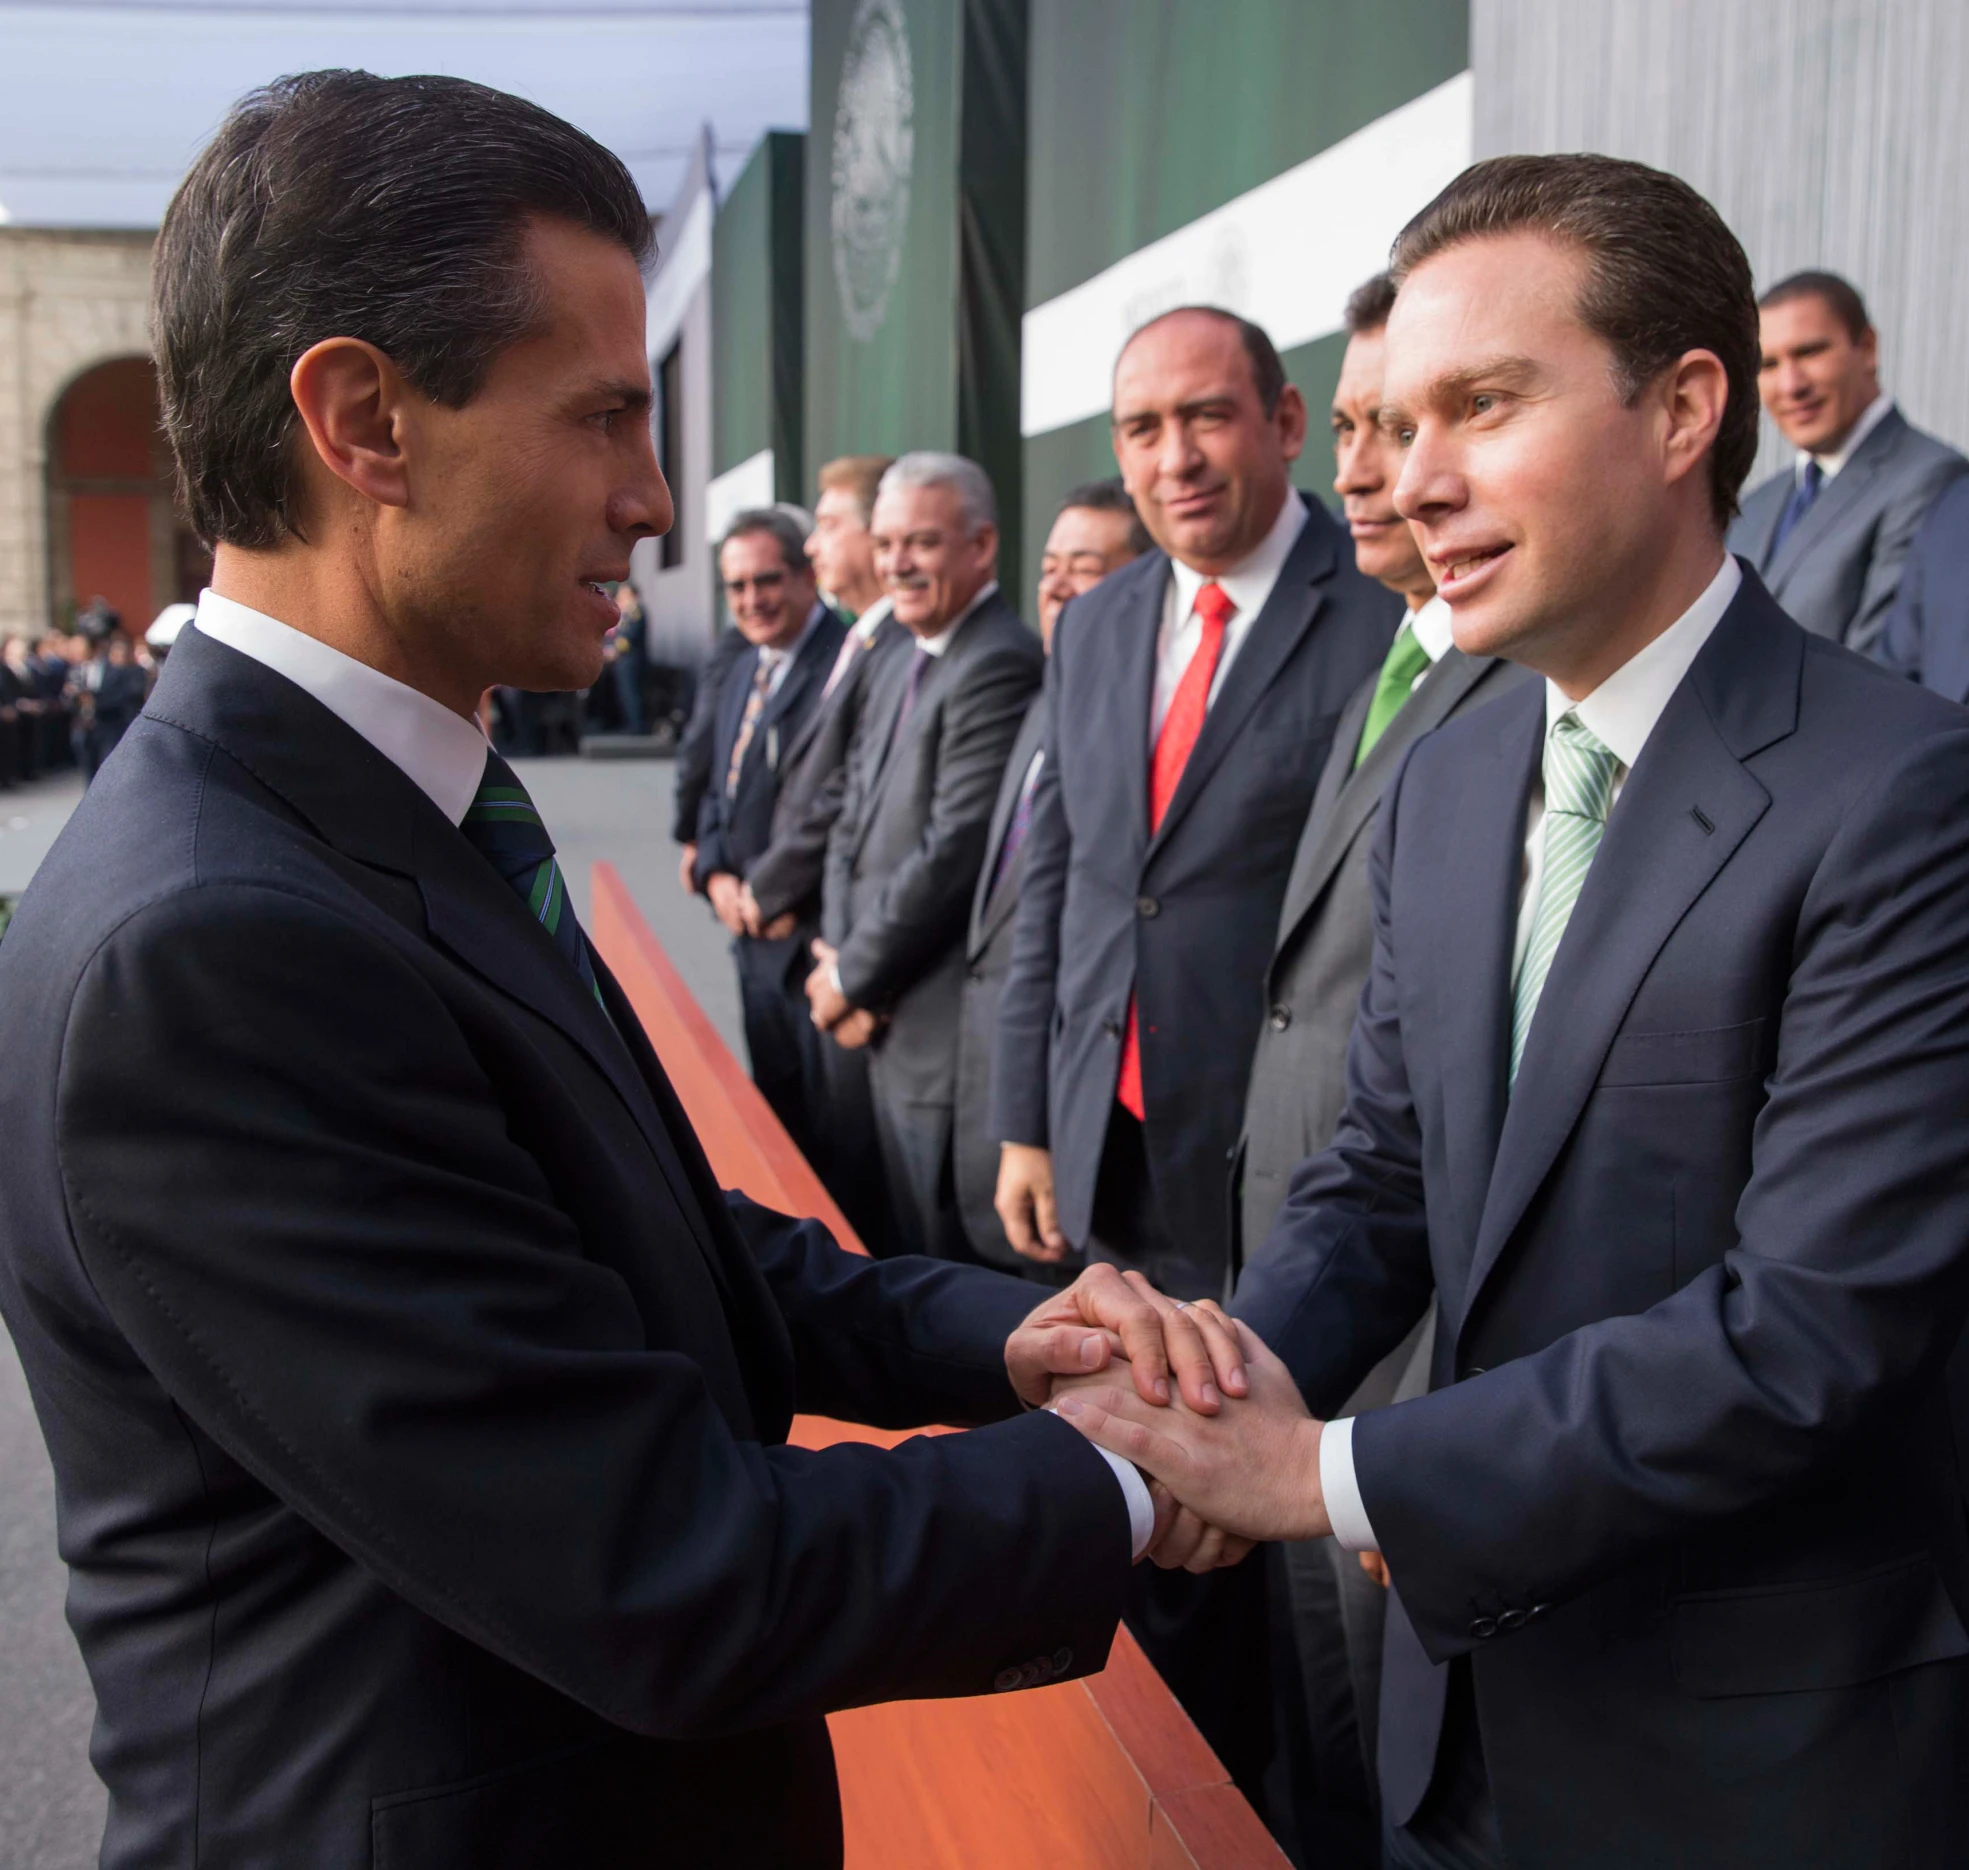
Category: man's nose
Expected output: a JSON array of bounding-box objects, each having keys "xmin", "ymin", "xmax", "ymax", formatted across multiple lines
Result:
[
  {"xmin": 1156, "ymin": 418, "xmax": 1203, "ymax": 480},
  {"xmin": 612, "ymin": 447, "xmax": 672, "ymax": 542},
  {"xmin": 1392, "ymin": 433, "xmax": 1453, "ymax": 523}
]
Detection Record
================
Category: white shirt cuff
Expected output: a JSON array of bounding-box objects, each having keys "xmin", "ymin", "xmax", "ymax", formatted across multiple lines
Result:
[
  {"xmin": 1091, "ymin": 1445, "xmax": 1156, "ymax": 1559},
  {"xmin": 1320, "ymin": 1416, "xmax": 1380, "ymax": 1552}
]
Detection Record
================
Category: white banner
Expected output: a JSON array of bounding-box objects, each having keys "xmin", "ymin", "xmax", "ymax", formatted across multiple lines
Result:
[{"xmin": 704, "ymin": 447, "xmax": 775, "ymax": 546}]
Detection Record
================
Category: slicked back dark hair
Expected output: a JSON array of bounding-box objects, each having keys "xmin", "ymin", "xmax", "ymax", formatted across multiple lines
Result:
[
  {"xmin": 1759, "ymin": 269, "xmax": 1872, "ymax": 343},
  {"xmin": 719, "ymin": 508, "xmax": 812, "ymax": 578},
  {"xmin": 1116, "ymin": 306, "xmax": 1288, "ymax": 418},
  {"xmin": 1391, "ymin": 153, "xmax": 1759, "ymax": 528},
  {"xmin": 1056, "ymin": 476, "xmax": 1152, "ymax": 557},
  {"xmin": 1344, "ymin": 272, "xmax": 1399, "ymax": 335},
  {"xmin": 154, "ymin": 70, "xmax": 654, "ymax": 548}
]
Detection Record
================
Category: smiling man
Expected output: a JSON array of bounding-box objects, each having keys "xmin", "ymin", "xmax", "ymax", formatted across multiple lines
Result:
[
  {"xmin": 1055, "ymin": 153, "xmax": 1969, "ymax": 1869},
  {"xmin": 1727, "ymin": 269, "xmax": 1964, "ymax": 650},
  {"xmin": 0, "ymin": 73, "xmax": 1215, "ymax": 1870}
]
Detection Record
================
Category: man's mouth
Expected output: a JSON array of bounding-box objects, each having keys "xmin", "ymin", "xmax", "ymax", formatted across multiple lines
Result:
[{"xmin": 1433, "ymin": 544, "xmax": 1512, "ymax": 595}]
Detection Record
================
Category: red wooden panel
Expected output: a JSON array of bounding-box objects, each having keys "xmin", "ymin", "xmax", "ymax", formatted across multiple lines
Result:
[{"xmin": 587, "ymin": 863, "xmax": 1289, "ymax": 1869}]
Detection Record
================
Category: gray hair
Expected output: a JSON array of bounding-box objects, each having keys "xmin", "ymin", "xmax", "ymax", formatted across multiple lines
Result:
[
  {"xmin": 875, "ymin": 451, "xmax": 998, "ymax": 535},
  {"xmin": 718, "ymin": 507, "xmax": 810, "ymax": 574}
]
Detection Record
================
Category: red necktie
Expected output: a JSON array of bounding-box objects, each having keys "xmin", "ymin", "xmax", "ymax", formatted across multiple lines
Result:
[{"xmin": 1117, "ymin": 580, "xmax": 1235, "ymax": 1120}]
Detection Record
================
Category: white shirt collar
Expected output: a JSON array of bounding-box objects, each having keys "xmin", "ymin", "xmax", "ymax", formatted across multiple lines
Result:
[
  {"xmin": 759, "ymin": 601, "xmax": 828, "ymax": 671},
  {"xmin": 1544, "ymin": 554, "xmax": 1742, "ymax": 770},
  {"xmin": 1805, "ymin": 391, "xmax": 1894, "ymax": 481},
  {"xmin": 1406, "ymin": 592, "xmax": 1455, "ymax": 664},
  {"xmin": 910, "ymin": 579, "xmax": 999, "ymax": 658},
  {"xmin": 1168, "ymin": 491, "xmax": 1308, "ymax": 625},
  {"xmin": 191, "ymin": 589, "xmax": 489, "ymax": 825},
  {"xmin": 850, "ymin": 593, "xmax": 893, "ymax": 644}
]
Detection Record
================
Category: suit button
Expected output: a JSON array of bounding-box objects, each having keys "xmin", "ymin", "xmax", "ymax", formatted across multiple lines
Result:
[
  {"xmin": 1529, "ymin": 1602, "xmax": 1551, "ymax": 1620},
  {"xmin": 993, "ymin": 1666, "xmax": 1022, "ymax": 1692},
  {"xmin": 1269, "ymin": 1005, "xmax": 1292, "ymax": 1032},
  {"xmin": 1135, "ymin": 895, "xmax": 1159, "ymax": 918},
  {"xmin": 1102, "ymin": 1016, "xmax": 1121, "ymax": 1039},
  {"xmin": 1468, "ymin": 1616, "xmax": 1499, "ymax": 1640},
  {"xmin": 1051, "ymin": 1647, "xmax": 1074, "ymax": 1675},
  {"xmin": 1497, "ymin": 1608, "xmax": 1528, "ymax": 1632}
]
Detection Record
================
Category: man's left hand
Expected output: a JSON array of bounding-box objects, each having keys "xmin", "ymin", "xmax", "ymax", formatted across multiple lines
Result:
[{"xmin": 805, "ymin": 939, "xmax": 853, "ymax": 1031}]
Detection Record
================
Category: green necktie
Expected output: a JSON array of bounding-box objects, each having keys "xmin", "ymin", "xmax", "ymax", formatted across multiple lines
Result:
[
  {"xmin": 1509, "ymin": 712, "xmax": 1618, "ymax": 1085},
  {"xmin": 1354, "ymin": 620, "xmax": 1434, "ymax": 768}
]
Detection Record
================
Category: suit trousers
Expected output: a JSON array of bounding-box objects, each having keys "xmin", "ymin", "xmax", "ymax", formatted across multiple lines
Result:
[
  {"xmin": 734, "ymin": 931, "xmax": 820, "ymax": 1163},
  {"xmin": 812, "ymin": 1034, "xmax": 904, "ymax": 1260},
  {"xmin": 865, "ymin": 1053, "xmax": 971, "ymax": 1262},
  {"xmin": 1087, "ymin": 1105, "xmax": 1223, "ymax": 1301}
]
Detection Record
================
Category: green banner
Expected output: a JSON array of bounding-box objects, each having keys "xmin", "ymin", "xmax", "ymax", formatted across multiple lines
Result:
[
  {"xmin": 805, "ymin": 0, "xmax": 1029, "ymax": 584},
  {"xmin": 712, "ymin": 130, "xmax": 805, "ymax": 500}
]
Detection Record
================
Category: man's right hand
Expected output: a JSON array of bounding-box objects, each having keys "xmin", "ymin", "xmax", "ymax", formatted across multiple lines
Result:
[
  {"xmin": 676, "ymin": 844, "xmax": 698, "ymax": 895},
  {"xmin": 705, "ymin": 873, "xmax": 747, "ymax": 937},
  {"xmin": 996, "ymin": 1142, "xmax": 1069, "ymax": 1261}
]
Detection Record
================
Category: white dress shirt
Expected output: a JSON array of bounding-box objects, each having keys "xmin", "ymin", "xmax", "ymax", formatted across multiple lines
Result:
[
  {"xmin": 912, "ymin": 579, "xmax": 999, "ymax": 658},
  {"xmin": 1800, "ymin": 390, "xmax": 1895, "ymax": 484},
  {"xmin": 1406, "ymin": 591, "xmax": 1455, "ymax": 671},
  {"xmin": 195, "ymin": 591, "xmax": 1157, "ymax": 1558},
  {"xmin": 1152, "ymin": 494, "xmax": 1309, "ymax": 738},
  {"xmin": 757, "ymin": 601, "xmax": 830, "ymax": 701},
  {"xmin": 1321, "ymin": 553, "xmax": 1743, "ymax": 1555},
  {"xmin": 192, "ymin": 589, "xmax": 488, "ymax": 823},
  {"xmin": 820, "ymin": 594, "xmax": 893, "ymax": 701}
]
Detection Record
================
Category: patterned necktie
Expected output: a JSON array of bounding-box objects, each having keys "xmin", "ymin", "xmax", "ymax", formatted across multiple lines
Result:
[
  {"xmin": 1354, "ymin": 619, "xmax": 1433, "ymax": 769},
  {"xmin": 724, "ymin": 657, "xmax": 774, "ymax": 798},
  {"xmin": 1768, "ymin": 458, "xmax": 1823, "ymax": 562},
  {"xmin": 1119, "ymin": 580, "xmax": 1237, "ymax": 1121},
  {"xmin": 1509, "ymin": 712, "xmax": 1619, "ymax": 1085},
  {"xmin": 459, "ymin": 750, "xmax": 602, "ymax": 1002}
]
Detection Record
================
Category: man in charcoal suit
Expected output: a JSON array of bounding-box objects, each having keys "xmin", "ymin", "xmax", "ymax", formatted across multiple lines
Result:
[
  {"xmin": 808, "ymin": 452, "xmax": 1042, "ymax": 1262},
  {"xmin": 1726, "ymin": 269, "xmax": 1964, "ymax": 653},
  {"xmin": 1236, "ymin": 273, "xmax": 1533, "ymax": 1866},
  {"xmin": 0, "ymin": 73, "xmax": 1212, "ymax": 1870},
  {"xmin": 1049, "ymin": 155, "xmax": 1969, "ymax": 1870},
  {"xmin": 953, "ymin": 478, "xmax": 1148, "ymax": 1270},
  {"xmin": 1877, "ymin": 471, "xmax": 1969, "ymax": 703},
  {"xmin": 689, "ymin": 508, "xmax": 845, "ymax": 1155}
]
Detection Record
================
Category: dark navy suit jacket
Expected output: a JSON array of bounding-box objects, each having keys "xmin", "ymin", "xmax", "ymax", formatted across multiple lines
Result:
[
  {"xmin": 0, "ymin": 627, "xmax": 1127, "ymax": 1870},
  {"xmin": 1879, "ymin": 470, "xmax": 1969, "ymax": 703},
  {"xmin": 1235, "ymin": 569, "xmax": 1969, "ymax": 1866},
  {"xmin": 993, "ymin": 496, "xmax": 1398, "ymax": 1286},
  {"xmin": 690, "ymin": 605, "xmax": 847, "ymax": 888}
]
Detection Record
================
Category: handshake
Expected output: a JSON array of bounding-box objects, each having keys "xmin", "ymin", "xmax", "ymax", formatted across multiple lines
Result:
[{"xmin": 1003, "ymin": 1263, "xmax": 1338, "ymax": 1573}]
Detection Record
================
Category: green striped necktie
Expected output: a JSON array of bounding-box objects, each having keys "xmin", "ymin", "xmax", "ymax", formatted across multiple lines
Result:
[
  {"xmin": 1509, "ymin": 712, "xmax": 1618, "ymax": 1085},
  {"xmin": 459, "ymin": 750, "xmax": 603, "ymax": 1003},
  {"xmin": 1354, "ymin": 619, "xmax": 1434, "ymax": 769}
]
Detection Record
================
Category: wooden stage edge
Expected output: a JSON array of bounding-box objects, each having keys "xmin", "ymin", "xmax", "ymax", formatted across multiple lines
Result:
[{"xmin": 589, "ymin": 863, "xmax": 1289, "ymax": 1869}]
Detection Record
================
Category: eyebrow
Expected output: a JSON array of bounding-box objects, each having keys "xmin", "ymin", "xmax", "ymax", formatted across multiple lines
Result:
[
  {"xmin": 590, "ymin": 379, "xmax": 654, "ymax": 414},
  {"xmin": 1110, "ymin": 391, "xmax": 1242, "ymax": 428},
  {"xmin": 1378, "ymin": 354, "xmax": 1542, "ymax": 427}
]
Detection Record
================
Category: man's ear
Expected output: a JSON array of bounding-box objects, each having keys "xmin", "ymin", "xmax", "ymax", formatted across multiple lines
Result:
[
  {"xmin": 1660, "ymin": 348, "xmax": 1729, "ymax": 495},
  {"xmin": 288, "ymin": 337, "xmax": 413, "ymax": 514},
  {"xmin": 1273, "ymin": 382, "xmax": 1309, "ymax": 464}
]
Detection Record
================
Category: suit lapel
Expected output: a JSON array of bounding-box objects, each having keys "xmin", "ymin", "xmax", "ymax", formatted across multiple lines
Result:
[
  {"xmin": 1275, "ymin": 651, "xmax": 1496, "ymax": 959},
  {"xmin": 1461, "ymin": 588, "xmax": 1798, "ymax": 1325},
  {"xmin": 1764, "ymin": 410, "xmax": 1904, "ymax": 589},
  {"xmin": 971, "ymin": 700, "xmax": 1046, "ymax": 955},
  {"xmin": 1149, "ymin": 506, "xmax": 1338, "ymax": 855}
]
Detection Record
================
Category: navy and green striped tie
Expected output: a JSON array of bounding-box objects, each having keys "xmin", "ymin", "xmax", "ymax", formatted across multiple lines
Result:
[{"xmin": 459, "ymin": 750, "xmax": 601, "ymax": 1001}]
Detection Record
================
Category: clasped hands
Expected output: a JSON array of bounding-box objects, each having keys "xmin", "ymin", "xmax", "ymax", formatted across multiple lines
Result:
[{"xmin": 1003, "ymin": 1263, "xmax": 1332, "ymax": 1572}]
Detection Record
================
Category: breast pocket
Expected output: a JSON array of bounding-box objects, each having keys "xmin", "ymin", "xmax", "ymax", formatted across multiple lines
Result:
[{"xmin": 1598, "ymin": 1016, "xmax": 1769, "ymax": 1088}]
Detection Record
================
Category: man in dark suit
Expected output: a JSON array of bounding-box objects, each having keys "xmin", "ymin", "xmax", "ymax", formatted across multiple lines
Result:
[
  {"xmin": 808, "ymin": 452, "xmax": 1042, "ymax": 1262},
  {"xmin": 1236, "ymin": 273, "xmax": 1533, "ymax": 1866},
  {"xmin": 954, "ymin": 479, "xmax": 1148, "ymax": 1270},
  {"xmin": 993, "ymin": 307, "xmax": 1397, "ymax": 1302},
  {"xmin": 739, "ymin": 456, "xmax": 905, "ymax": 1252},
  {"xmin": 1052, "ymin": 154, "xmax": 1969, "ymax": 1870},
  {"xmin": 690, "ymin": 508, "xmax": 846, "ymax": 1154},
  {"xmin": 1878, "ymin": 471, "xmax": 1969, "ymax": 702},
  {"xmin": 670, "ymin": 620, "xmax": 749, "ymax": 885},
  {"xmin": 1726, "ymin": 269, "xmax": 1964, "ymax": 651},
  {"xmin": 0, "ymin": 72, "xmax": 1214, "ymax": 1870}
]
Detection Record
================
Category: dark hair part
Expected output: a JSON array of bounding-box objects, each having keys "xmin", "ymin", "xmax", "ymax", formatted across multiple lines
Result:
[
  {"xmin": 815, "ymin": 454, "xmax": 895, "ymax": 525},
  {"xmin": 1391, "ymin": 153, "xmax": 1760, "ymax": 528},
  {"xmin": 1056, "ymin": 476, "xmax": 1152, "ymax": 557},
  {"xmin": 153, "ymin": 69, "xmax": 654, "ymax": 548},
  {"xmin": 1344, "ymin": 272, "xmax": 1399, "ymax": 335},
  {"xmin": 719, "ymin": 508, "xmax": 811, "ymax": 577},
  {"xmin": 1117, "ymin": 306, "xmax": 1288, "ymax": 417},
  {"xmin": 1758, "ymin": 269, "xmax": 1872, "ymax": 343}
]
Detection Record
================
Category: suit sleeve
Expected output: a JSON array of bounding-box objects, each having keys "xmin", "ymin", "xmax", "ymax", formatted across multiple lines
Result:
[
  {"xmin": 1349, "ymin": 726, "xmax": 1969, "ymax": 1662},
  {"xmin": 989, "ymin": 638, "xmax": 1068, "ymax": 1149},
  {"xmin": 1849, "ymin": 455, "xmax": 1969, "ymax": 656},
  {"xmin": 1231, "ymin": 744, "xmax": 1441, "ymax": 1411},
  {"xmin": 748, "ymin": 672, "xmax": 863, "ymax": 924},
  {"xmin": 55, "ymin": 885, "xmax": 1129, "ymax": 1740},
  {"xmin": 689, "ymin": 697, "xmax": 736, "ymax": 887},
  {"xmin": 835, "ymin": 643, "xmax": 1040, "ymax": 1012}
]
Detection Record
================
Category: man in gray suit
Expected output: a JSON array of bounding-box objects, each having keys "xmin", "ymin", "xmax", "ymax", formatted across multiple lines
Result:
[
  {"xmin": 1237, "ymin": 273, "xmax": 1532, "ymax": 1864},
  {"xmin": 809, "ymin": 453, "xmax": 1042, "ymax": 1259},
  {"xmin": 954, "ymin": 480, "xmax": 1148, "ymax": 1270},
  {"xmin": 1727, "ymin": 270, "xmax": 1964, "ymax": 652}
]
